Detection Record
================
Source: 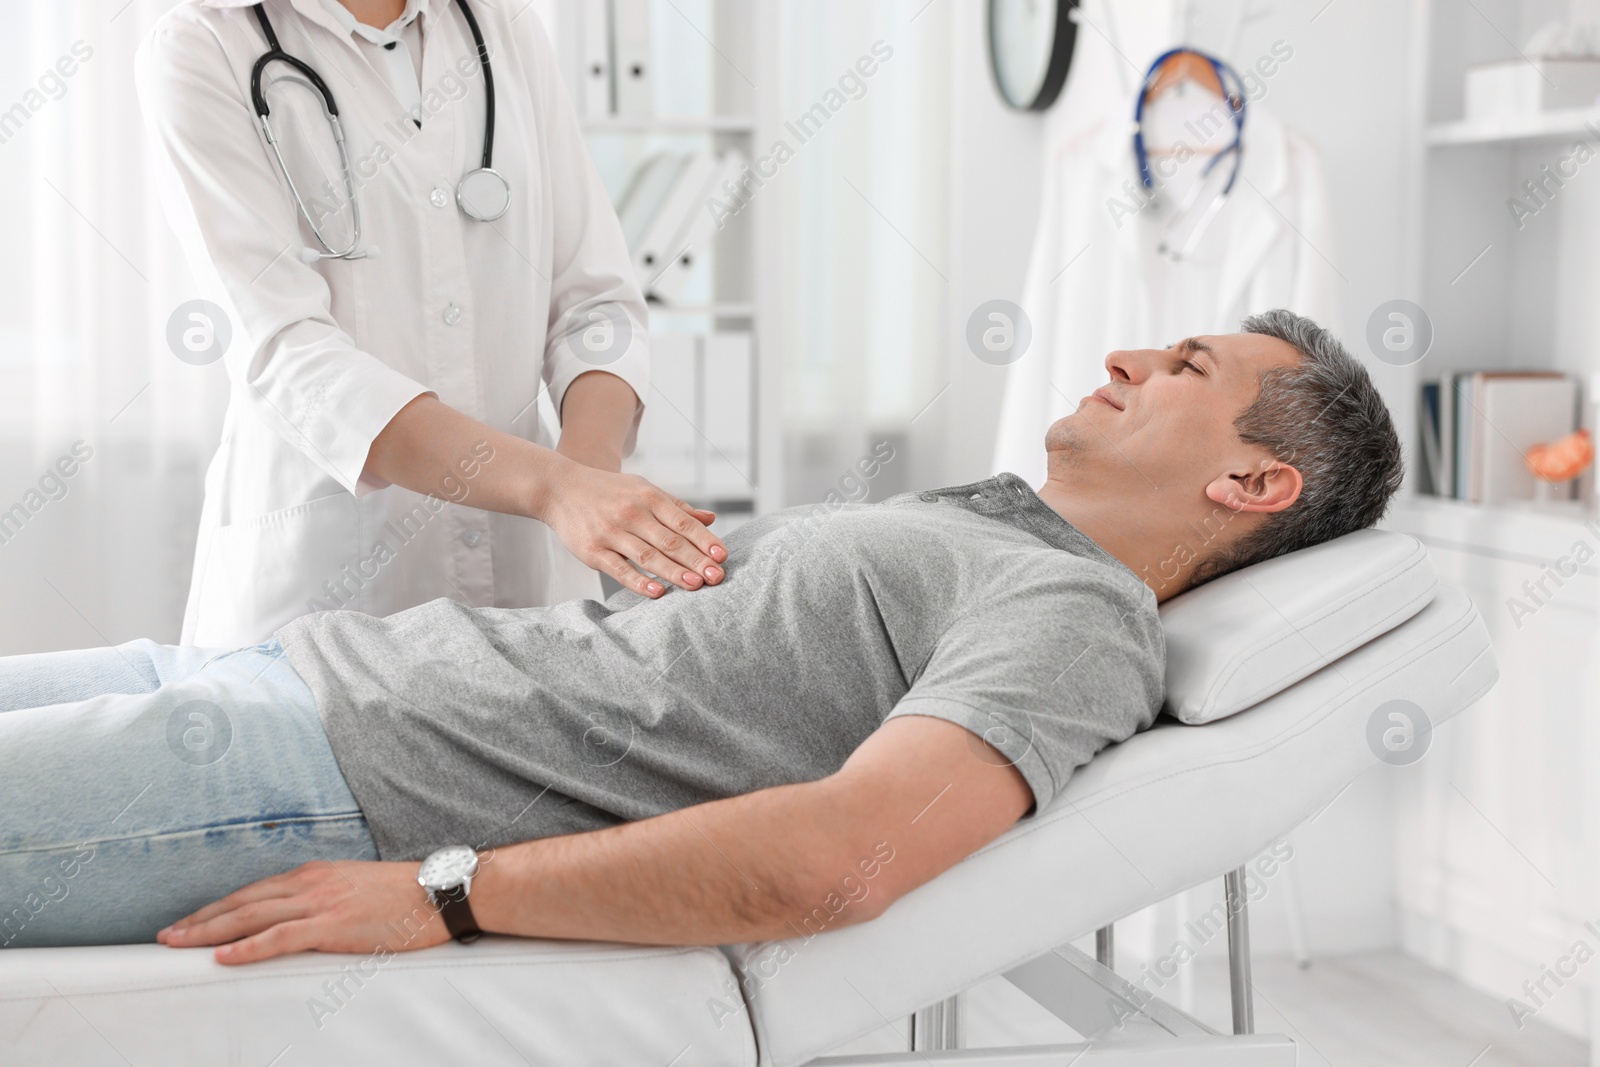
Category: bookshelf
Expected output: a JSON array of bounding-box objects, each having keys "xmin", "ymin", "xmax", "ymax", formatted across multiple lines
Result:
[
  {"xmin": 548, "ymin": 0, "xmax": 784, "ymax": 521},
  {"xmin": 1392, "ymin": 0, "xmax": 1600, "ymax": 539}
]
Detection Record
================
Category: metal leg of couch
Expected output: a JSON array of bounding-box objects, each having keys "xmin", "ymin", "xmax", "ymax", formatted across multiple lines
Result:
[
  {"xmin": 1095, "ymin": 924, "xmax": 1114, "ymax": 971},
  {"xmin": 1224, "ymin": 867, "xmax": 1255, "ymax": 1036},
  {"xmin": 910, "ymin": 993, "xmax": 965, "ymax": 1051}
]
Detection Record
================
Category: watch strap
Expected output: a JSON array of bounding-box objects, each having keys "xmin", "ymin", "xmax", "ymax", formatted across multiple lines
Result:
[{"xmin": 433, "ymin": 883, "xmax": 482, "ymax": 943}]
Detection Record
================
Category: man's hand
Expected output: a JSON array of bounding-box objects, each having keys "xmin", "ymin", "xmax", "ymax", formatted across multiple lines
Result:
[{"xmin": 158, "ymin": 861, "xmax": 449, "ymax": 965}]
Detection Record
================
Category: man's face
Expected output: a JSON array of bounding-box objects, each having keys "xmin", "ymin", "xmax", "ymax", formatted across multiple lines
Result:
[{"xmin": 1044, "ymin": 332, "xmax": 1302, "ymax": 495}]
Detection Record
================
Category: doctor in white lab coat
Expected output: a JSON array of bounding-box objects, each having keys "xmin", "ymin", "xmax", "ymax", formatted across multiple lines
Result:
[{"xmin": 137, "ymin": 0, "xmax": 727, "ymax": 648}]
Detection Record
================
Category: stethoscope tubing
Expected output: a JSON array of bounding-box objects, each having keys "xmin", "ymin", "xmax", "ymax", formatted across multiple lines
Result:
[
  {"xmin": 1130, "ymin": 47, "xmax": 1247, "ymax": 260},
  {"xmin": 248, "ymin": 0, "xmax": 500, "ymax": 256},
  {"xmin": 1132, "ymin": 47, "xmax": 1247, "ymax": 190}
]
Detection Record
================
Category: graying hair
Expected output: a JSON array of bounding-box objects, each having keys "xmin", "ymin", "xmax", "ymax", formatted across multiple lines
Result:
[{"xmin": 1187, "ymin": 308, "xmax": 1404, "ymax": 587}]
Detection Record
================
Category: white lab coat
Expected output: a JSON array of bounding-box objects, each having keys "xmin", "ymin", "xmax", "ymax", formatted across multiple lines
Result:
[
  {"xmin": 136, "ymin": 0, "xmax": 649, "ymax": 648},
  {"xmin": 993, "ymin": 105, "xmax": 1338, "ymax": 487}
]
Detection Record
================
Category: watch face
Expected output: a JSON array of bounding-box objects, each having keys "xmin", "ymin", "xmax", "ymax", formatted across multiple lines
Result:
[{"xmin": 418, "ymin": 845, "xmax": 479, "ymax": 892}]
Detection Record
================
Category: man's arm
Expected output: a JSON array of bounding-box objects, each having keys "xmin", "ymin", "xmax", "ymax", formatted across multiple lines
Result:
[{"xmin": 158, "ymin": 716, "xmax": 1033, "ymax": 963}]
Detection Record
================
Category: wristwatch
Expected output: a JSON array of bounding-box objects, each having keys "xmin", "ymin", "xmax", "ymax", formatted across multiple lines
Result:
[{"xmin": 418, "ymin": 845, "xmax": 482, "ymax": 943}]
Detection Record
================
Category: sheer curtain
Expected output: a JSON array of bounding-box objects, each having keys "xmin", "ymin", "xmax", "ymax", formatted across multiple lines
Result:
[
  {"xmin": 776, "ymin": 0, "xmax": 950, "ymax": 505},
  {"xmin": 0, "ymin": 1, "xmax": 222, "ymax": 653}
]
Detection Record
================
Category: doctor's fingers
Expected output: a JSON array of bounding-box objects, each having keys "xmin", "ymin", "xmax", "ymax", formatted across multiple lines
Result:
[
  {"xmin": 612, "ymin": 532, "xmax": 715, "ymax": 592},
  {"xmin": 592, "ymin": 547, "xmax": 667, "ymax": 598},
  {"xmin": 647, "ymin": 500, "xmax": 727, "ymax": 580}
]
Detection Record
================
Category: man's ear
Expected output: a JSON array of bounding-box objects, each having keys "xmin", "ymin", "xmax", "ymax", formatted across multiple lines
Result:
[{"xmin": 1205, "ymin": 460, "xmax": 1302, "ymax": 514}]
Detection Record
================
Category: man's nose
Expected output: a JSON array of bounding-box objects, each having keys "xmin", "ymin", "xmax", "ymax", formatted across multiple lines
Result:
[{"xmin": 1103, "ymin": 348, "xmax": 1150, "ymax": 384}]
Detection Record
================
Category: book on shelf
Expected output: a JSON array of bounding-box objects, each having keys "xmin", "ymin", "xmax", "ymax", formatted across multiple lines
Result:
[
  {"xmin": 1417, "ymin": 381, "xmax": 1443, "ymax": 496},
  {"xmin": 1419, "ymin": 370, "xmax": 1578, "ymax": 504}
]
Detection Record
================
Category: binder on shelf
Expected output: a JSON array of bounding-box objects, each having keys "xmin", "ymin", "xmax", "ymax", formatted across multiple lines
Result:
[
  {"xmin": 615, "ymin": 152, "xmax": 688, "ymax": 251},
  {"xmin": 634, "ymin": 149, "xmax": 748, "ymax": 302},
  {"xmin": 632, "ymin": 150, "xmax": 718, "ymax": 296},
  {"xmin": 702, "ymin": 332, "xmax": 754, "ymax": 496},
  {"xmin": 577, "ymin": 0, "xmax": 613, "ymax": 118},
  {"xmin": 611, "ymin": 0, "xmax": 654, "ymax": 117}
]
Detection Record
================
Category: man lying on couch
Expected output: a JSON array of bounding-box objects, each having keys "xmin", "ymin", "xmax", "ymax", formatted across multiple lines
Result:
[{"xmin": 0, "ymin": 309, "xmax": 1400, "ymax": 962}]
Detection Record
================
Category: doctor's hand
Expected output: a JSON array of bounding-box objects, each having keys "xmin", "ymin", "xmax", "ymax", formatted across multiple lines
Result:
[{"xmin": 537, "ymin": 455, "xmax": 726, "ymax": 597}]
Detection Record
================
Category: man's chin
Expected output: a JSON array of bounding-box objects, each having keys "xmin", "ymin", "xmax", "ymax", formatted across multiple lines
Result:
[{"xmin": 1043, "ymin": 415, "xmax": 1088, "ymax": 458}]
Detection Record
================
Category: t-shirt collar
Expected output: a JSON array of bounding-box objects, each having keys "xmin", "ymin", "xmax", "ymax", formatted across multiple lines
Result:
[{"xmin": 978, "ymin": 473, "xmax": 1135, "ymax": 577}]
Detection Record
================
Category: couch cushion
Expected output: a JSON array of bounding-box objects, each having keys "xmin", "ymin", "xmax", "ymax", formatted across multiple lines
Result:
[
  {"xmin": 1159, "ymin": 528, "xmax": 1438, "ymax": 724},
  {"xmin": 0, "ymin": 938, "xmax": 756, "ymax": 1067}
]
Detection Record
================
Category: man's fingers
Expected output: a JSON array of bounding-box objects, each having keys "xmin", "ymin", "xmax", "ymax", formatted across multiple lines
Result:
[
  {"xmin": 166, "ymin": 897, "xmax": 312, "ymax": 948},
  {"xmin": 215, "ymin": 917, "xmax": 321, "ymax": 966},
  {"xmin": 160, "ymin": 868, "xmax": 307, "ymax": 938}
]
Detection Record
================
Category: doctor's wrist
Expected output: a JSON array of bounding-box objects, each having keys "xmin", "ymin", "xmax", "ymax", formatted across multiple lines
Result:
[
  {"xmin": 556, "ymin": 438, "xmax": 623, "ymax": 474},
  {"xmin": 523, "ymin": 448, "xmax": 576, "ymax": 523}
]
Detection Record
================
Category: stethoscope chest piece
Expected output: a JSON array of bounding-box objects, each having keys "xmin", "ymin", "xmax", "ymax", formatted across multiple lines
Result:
[{"xmin": 457, "ymin": 168, "xmax": 511, "ymax": 222}]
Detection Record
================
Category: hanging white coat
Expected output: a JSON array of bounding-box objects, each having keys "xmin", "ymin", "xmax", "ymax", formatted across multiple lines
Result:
[
  {"xmin": 993, "ymin": 105, "xmax": 1338, "ymax": 487},
  {"xmin": 136, "ymin": 0, "xmax": 649, "ymax": 648}
]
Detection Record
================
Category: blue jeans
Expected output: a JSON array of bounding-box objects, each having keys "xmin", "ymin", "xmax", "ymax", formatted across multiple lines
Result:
[{"xmin": 0, "ymin": 638, "xmax": 377, "ymax": 947}]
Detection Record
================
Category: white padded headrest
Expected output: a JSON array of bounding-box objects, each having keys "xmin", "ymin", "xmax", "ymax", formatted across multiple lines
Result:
[{"xmin": 1159, "ymin": 528, "xmax": 1438, "ymax": 724}]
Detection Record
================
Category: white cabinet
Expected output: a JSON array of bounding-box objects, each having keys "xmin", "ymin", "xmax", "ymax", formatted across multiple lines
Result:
[
  {"xmin": 1389, "ymin": 3, "xmax": 1600, "ymax": 1042},
  {"xmin": 1387, "ymin": 499, "xmax": 1600, "ymax": 1042}
]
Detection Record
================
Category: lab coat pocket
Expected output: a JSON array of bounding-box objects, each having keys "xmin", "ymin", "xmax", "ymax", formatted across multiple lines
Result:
[{"xmin": 190, "ymin": 491, "xmax": 361, "ymax": 648}]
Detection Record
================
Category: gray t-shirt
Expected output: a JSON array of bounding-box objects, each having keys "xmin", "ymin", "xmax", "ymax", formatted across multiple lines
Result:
[{"xmin": 277, "ymin": 474, "xmax": 1165, "ymax": 861}]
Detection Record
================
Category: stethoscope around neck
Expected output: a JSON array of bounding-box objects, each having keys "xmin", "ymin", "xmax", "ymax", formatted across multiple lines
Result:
[
  {"xmin": 249, "ymin": 0, "xmax": 511, "ymax": 261},
  {"xmin": 1130, "ymin": 47, "xmax": 1247, "ymax": 262}
]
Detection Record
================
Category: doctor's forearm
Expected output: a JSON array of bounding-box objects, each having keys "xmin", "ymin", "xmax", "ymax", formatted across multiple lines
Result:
[
  {"xmin": 555, "ymin": 370, "xmax": 641, "ymax": 473},
  {"xmin": 364, "ymin": 393, "xmax": 564, "ymax": 518},
  {"xmin": 365, "ymin": 393, "xmax": 727, "ymax": 597}
]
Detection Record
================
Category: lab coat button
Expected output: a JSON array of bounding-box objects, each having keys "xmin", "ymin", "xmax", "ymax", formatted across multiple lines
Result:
[
  {"xmin": 443, "ymin": 302, "xmax": 462, "ymax": 326},
  {"xmin": 430, "ymin": 188, "xmax": 449, "ymax": 208},
  {"xmin": 463, "ymin": 529, "xmax": 482, "ymax": 548}
]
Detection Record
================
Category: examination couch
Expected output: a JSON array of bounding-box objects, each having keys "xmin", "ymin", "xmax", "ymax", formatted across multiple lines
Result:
[{"xmin": 0, "ymin": 528, "xmax": 1497, "ymax": 1065}]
